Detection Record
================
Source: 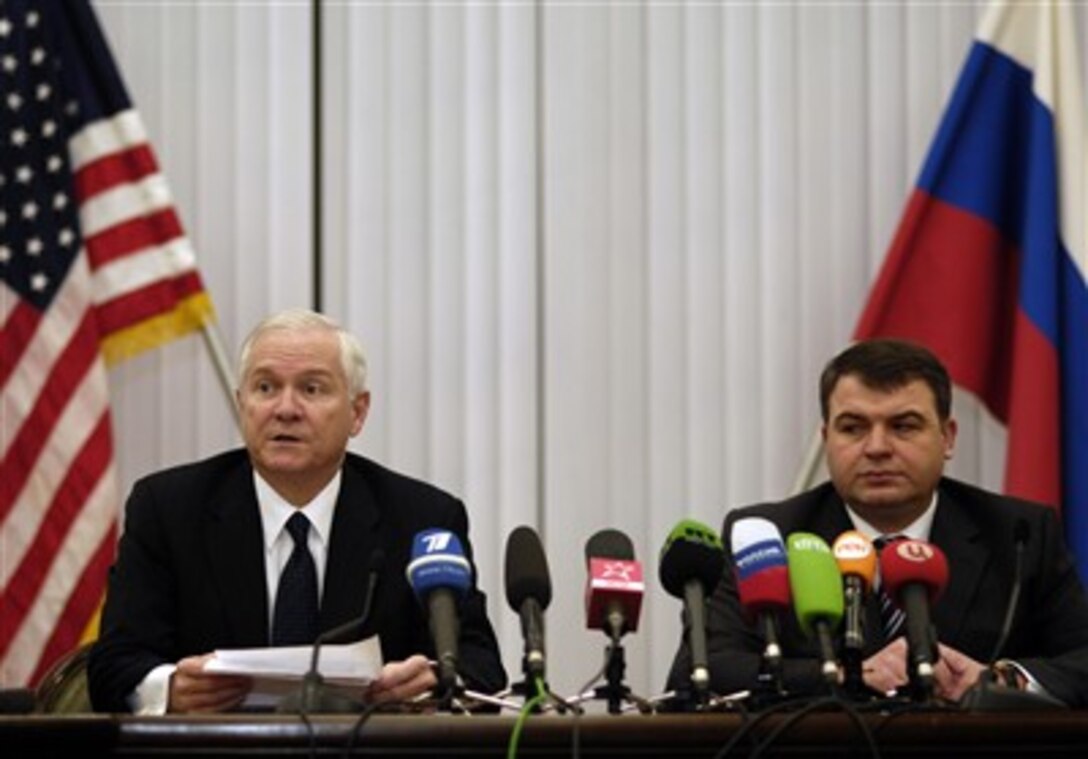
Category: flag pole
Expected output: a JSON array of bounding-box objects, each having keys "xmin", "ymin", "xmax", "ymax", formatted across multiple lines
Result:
[
  {"xmin": 199, "ymin": 321, "xmax": 240, "ymax": 428},
  {"xmin": 792, "ymin": 424, "xmax": 824, "ymax": 495}
]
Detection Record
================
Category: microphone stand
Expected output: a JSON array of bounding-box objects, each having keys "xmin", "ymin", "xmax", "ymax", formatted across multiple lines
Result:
[
  {"xmin": 960, "ymin": 527, "xmax": 1065, "ymax": 712},
  {"xmin": 277, "ymin": 565, "xmax": 382, "ymax": 714},
  {"xmin": 498, "ymin": 653, "xmax": 573, "ymax": 714},
  {"xmin": 566, "ymin": 641, "xmax": 649, "ymax": 714},
  {"xmin": 413, "ymin": 672, "xmax": 524, "ymax": 714},
  {"xmin": 756, "ymin": 614, "xmax": 786, "ymax": 699},
  {"xmin": 599, "ymin": 634, "xmax": 630, "ymax": 714},
  {"xmin": 813, "ymin": 620, "xmax": 840, "ymax": 687},
  {"xmin": 648, "ymin": 688, "xmax": 750, "ymax": 713},
  {"xmin": 567, "ymin": 621, "xmax": 653, "ymax": 715},
  {"xmin": 276, "ymin": 618, "xmax": 369, "ymax": 714},
  {"xmin": 839, "ymin": 578, "xmax": 869, "ymax": 699}
]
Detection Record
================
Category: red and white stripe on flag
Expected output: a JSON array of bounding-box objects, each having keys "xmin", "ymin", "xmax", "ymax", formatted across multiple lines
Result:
[{"xmin": 1, "ymin": 0, "xmax": 214, "ymax": 687}]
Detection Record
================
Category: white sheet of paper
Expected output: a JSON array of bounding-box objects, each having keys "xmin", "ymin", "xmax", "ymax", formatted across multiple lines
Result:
[{"xmin": 203, "ymin": 636, "xmax": 383, "ymax": 689}]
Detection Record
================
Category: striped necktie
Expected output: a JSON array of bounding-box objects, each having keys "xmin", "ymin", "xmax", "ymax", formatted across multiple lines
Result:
[{"xmin": 874, "ymin": 535, "xmax": 905, "ymax": 641}]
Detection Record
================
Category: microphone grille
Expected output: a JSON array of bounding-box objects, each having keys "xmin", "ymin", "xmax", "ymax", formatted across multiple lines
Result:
[
  {"xmin": 879, "ymin": 539, "xmax": 949, "ymax": 602},
  {"xmin": 658, "ymin": 520, "xmax": 725, "ymax": 597},
  {"xmin": 585, "ymin": 528, "xmax": 635, "ymax": 563},
  {"xmin": 831, "ymin": 531, "xmax": 877, "ymax": 588},
  {"xmin": 730, "ymin": 516, "xmax": 784, "ymax": 555},
  {"xmin": 505, "ymin": 526, "xmax": 552, "ymax": 611}
]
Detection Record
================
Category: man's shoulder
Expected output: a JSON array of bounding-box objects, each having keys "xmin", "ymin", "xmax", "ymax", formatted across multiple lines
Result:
[
  {"xmin": 134, "ymin": 448, "xmax": 249, "ymax": 490},
  {"xmin": 723, "ymin": 481, "xmax": 839, "ymax": 533},
  {"xmin": 939, "ymin": 476, "xmax": 1056, "ymax": 522},
  {"xmin": 343, "ymin": 452, "xmax": 462, "ymax": 507},
  {"xmin": 123, "ymin": 450, "xmax": 252, "ymax": 529}
]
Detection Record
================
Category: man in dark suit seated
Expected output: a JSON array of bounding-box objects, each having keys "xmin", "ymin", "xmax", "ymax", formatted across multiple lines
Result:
[
  {"xmin": 667, "ymin": 339, "xmax": 1088, "ymax": 705},
  {"xmin": 88, "ymin": 309, "xmax": 505, "ymax": 713}
]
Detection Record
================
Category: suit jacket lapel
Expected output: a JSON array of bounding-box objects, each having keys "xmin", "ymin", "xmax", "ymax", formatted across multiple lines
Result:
[
  {"xmin": 320, "ymin": 461, "xmax": 382, "ymax": 633},
  {"xmin": 204, "ymin": 460, "xmax": 268, "ymax": 646},
  {"xmin": 929, "ymin": 485, "xmax": 987, "ymax": 643},
  {"xmin": 806, "ymin": 491, "xmax": 854, "ymax": 544}
]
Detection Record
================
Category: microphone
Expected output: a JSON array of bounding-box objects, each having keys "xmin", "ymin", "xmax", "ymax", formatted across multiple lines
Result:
[
  {"xmin": 962, "ymin": 521, "xmax": 1064, "ymax": 710},
  {"xmin": 584, "ymin": 529, "xmax": 644, "ymax": 641},
  {"xmin": 505, "ymin": 526, "xmax": 552, "ymax": 680},
  {"xmin": 406, "ymin": 528, "xmax": 473, "ymax": 693},
  {"xmin": 879, "ymin": 539, "xmax": 948, "ymax": 695},
  {"xmin": 277, "ymin": 550, "xmax": 384, "ymax": 713},
  {"xmin": 730, "ymin": 517, "xmax": 791, "ymax": 678},
  {"xmin": 786, "ymin": 532, "xmax": 844, "ymax": 684},
  {"xmin": 989, "ymin": 519, "xmax": 1029, "ymax": 664},
  {"xmin": 832, "ymin": 531, "xmax": 877, "ymax": 694},
  {"xmin": 659, "ymin": 519, "xmax": 725, "ymax": 698}
]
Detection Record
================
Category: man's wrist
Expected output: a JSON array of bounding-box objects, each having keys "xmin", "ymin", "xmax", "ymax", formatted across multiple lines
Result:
[
  {"xmin": 991, "ymin": 659, "xmax": 1026, "ymax": 690},
  {"xmin": 130, "ymin": 663, "xmax": 177, "ymax": 715}
]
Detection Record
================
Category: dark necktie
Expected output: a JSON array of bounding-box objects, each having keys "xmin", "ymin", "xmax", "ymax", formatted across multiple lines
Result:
[
  {"xmin": 271, "ymin": 512, "xmax": 319, "ymax": 646},
  {"xmin": 874, "ymin": 535, "xmax": 905, "ymax": 641}
]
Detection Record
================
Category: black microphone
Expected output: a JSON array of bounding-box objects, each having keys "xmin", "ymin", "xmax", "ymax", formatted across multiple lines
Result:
[
  {"xmin": 658, "ymin": 519, "xmax": 725, "ymax": 699},
  {"xmin": 504, "ymin": 526, "xmax": 552, "ymax": 680},
  {"xmin": 962, "ymin": 521, "xmax": 1064, "ymax": 711},
  {"xmin": 989, "ymin": 519, "xmax": 1030, "ymax": 664},
  {"xmin": 277, "ymin": 550, "xmax": 385, "ymax": 713}
]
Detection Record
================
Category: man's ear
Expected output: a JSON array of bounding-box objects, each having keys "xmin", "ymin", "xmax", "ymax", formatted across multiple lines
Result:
[
  {"xmin": 942, "ymin": 417, "xmax": 958, "ymax": 459},
  {"xmin": 350, "ymin": 391, "xmax": 371, "ymax": 436}
]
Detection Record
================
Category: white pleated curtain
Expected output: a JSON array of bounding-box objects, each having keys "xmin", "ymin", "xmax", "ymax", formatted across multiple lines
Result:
[{"xmin": 99, "ymin": 0, "xmax": 1067, "ymax": 698}]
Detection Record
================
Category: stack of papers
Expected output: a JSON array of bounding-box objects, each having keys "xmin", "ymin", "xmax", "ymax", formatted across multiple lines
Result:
[{"xmin": 203, "ymin": 637, "xmax": 383, "ymax": 704}]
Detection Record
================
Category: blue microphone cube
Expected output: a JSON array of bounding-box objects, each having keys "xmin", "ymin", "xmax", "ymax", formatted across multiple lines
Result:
[{"xmin": 406, "ymin": 529, "xmax": 472, "ymax": 598}]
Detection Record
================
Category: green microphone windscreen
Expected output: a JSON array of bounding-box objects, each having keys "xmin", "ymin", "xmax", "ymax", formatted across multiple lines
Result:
[{"xmin": 786, "ymin": 532, "xmax": 844, "ymax": 638}]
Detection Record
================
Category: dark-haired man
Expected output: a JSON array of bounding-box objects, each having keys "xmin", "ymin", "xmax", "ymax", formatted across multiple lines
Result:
[{"xmin": 668, "ymin": 339, "xmax": 1088, "ymax": 705}]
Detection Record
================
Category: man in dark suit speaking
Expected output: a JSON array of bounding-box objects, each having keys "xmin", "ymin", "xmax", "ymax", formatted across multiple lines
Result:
[
  {"xmin": 88, "ymin": 309, "xmax": 505, "ymax": 713},
  {"xmin": 668, "ymin": 339, "xmax": 1088, "ymax": 705}
]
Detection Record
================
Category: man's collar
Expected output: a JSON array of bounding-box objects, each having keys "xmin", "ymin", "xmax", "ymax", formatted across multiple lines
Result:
[
  {"xmin": 844, "ymin": 490, "xmax": 939, "ymax": 542},
  {"xmin": 254, "ymin": 469, "xmax": 342, "ymax": 550}
]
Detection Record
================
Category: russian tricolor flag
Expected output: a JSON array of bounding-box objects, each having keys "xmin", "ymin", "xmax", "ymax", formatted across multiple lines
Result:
[{"xmin": 855, "ymin": 1, "xmax": 1088, "ymax": 578}]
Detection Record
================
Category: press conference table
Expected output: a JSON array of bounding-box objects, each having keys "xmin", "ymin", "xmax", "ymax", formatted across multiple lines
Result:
[{"xmin": 4, "ymin": 710, "xmax": 1088, "ymax": 757}]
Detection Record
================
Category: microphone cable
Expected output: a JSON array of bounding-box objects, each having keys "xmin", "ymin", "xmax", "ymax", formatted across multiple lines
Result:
[
  {"xmin": 506, "ymin": 676, "xmax": 549, "ymax": 759},
  {"xmin": 342, "ymin": 699, "xmax": 399, "ymax": 759},
  {"xmin": 568, "ymin": 656, "xmax": 610, "ymax": 759},
  {"xmin": 300, "ymin": 707, "xmax": 316, "ymax": 759},
  {"xmin": 709, "ymin": 695, "xmax": 810, "ymax": 758},
  {"xmin": 711, "ymin": 694, "xmax": 881, "ymax": 759},
  {"xmin": 750, "ymin": 695, "xmax": 880, "ymax": 759}
]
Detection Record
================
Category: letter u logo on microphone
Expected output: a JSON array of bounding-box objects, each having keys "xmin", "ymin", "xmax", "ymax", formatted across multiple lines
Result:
[{"xmin": 897, "ymin": 541, "xmax": 935, "ymax": 563}]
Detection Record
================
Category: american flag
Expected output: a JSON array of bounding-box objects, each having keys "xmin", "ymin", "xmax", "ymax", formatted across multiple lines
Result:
[{"xmin": 1, "ymin": 0, "xmax": 213, "ymax": 686}]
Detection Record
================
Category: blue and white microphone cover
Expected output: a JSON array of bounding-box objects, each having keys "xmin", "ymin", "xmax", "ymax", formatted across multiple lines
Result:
[{"xmin": 406, "ymin": 529, "xmax": 472, "ymax": 597}]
